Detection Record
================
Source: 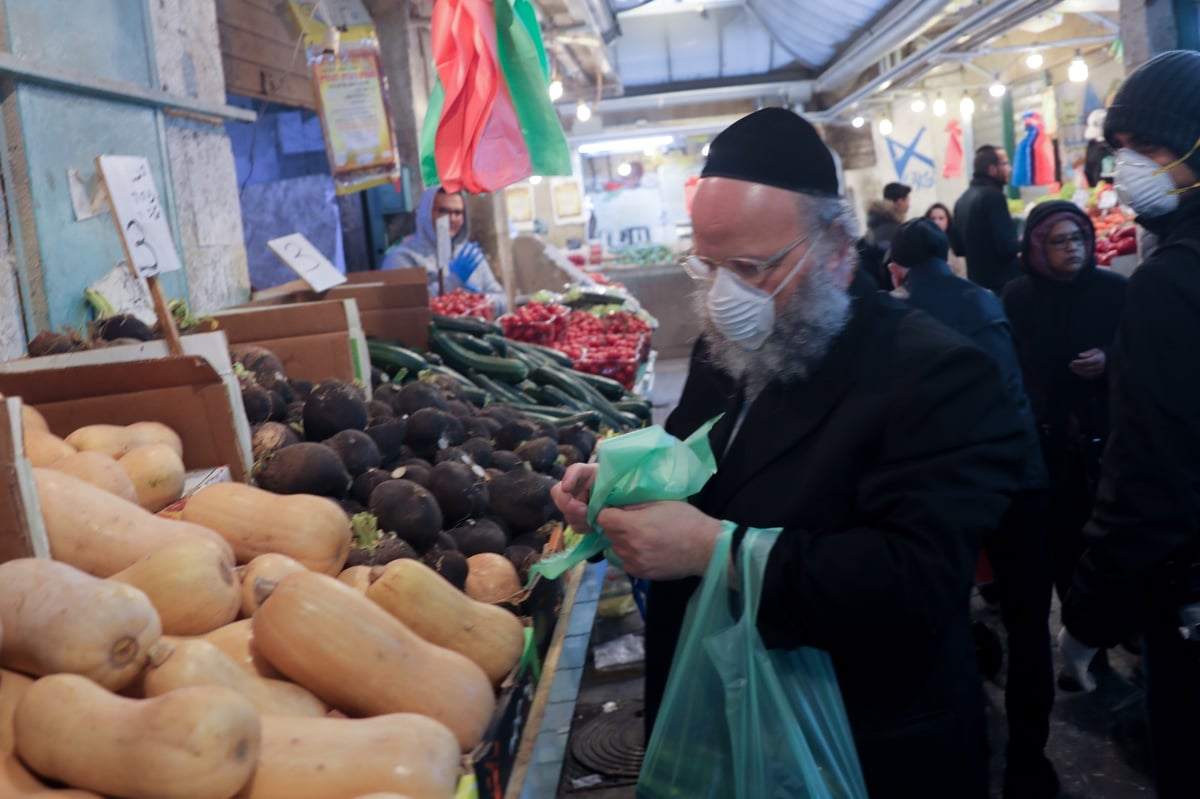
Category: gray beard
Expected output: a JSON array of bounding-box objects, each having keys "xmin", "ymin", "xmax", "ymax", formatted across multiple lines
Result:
[{"xmin": 694, "ymin": 266, "xmax": 852, "ymax": 402}]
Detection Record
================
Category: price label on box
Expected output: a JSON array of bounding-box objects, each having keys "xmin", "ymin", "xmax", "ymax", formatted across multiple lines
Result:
[
  {"xmin": 267, "ymin": 233, "xmax": 347, "ymax": 292},
  {"xmin": 96, "ymin": 155, "xmax": 183, "ymax": 279}
]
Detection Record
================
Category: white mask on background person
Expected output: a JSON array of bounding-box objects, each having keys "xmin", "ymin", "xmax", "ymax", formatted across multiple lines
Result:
[
  {"xmin": 706, "ymin": 232, "xmax": 824, "ymax": 351},
  {"xmin": 1114, "ymin": 148, "xmax": 1181, "ymax": 217}
]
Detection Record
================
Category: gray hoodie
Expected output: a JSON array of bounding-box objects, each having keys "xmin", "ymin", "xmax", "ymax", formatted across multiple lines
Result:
[{"xmin": 380, "ymin": 186, "xmax": 507, "ymax": 314}]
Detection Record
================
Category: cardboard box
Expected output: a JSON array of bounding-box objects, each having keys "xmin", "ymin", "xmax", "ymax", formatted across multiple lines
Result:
[
  {"xmin": 0, "ymin": 397, "xmax": 50, "ymax": 562},
  {"xmin": 208, "ymin": 299, "xmax": 371, "ymax": 385},
  {"xmin": 0, "ymin": 332, "xmax": 253, "ymax": 483},
  {"xmin": 247, "ymin": 269, "xmax": 432, "ymax": 350}
]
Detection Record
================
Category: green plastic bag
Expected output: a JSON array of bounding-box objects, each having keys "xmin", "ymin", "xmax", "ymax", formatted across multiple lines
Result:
[
  {"xmin": 529, "ymin": 417, "xmax": 720, "ymax": 582},
  {"xmin": 638, "ymin": 524, "xmax": 869, "ymax": 799}
]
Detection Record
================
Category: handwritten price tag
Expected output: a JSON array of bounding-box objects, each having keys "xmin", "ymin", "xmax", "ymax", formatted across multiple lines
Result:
[
  {"xmin": 267, "ymin": 233, "xmax": 347, "ymax": 292},
  {"xmin": 96, "ymin": 155, "xmax": 182, "ymax": 279}
]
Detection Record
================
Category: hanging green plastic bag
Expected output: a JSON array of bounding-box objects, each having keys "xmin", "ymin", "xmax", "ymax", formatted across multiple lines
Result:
[
  {"xmin": 638, "ymin": 524, "xmax": 869, "ymax": 799},
  {"xmin": 529, "ymin": 416, "xmax": 720, "ymax": 582}
]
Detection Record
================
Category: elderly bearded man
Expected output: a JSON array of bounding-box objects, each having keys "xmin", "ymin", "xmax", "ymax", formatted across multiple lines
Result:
[{"xmin": 553, "ymin": 108, "xmax": 1028, "ymax": 799}]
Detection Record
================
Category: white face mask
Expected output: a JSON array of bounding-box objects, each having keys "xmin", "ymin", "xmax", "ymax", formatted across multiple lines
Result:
[
  {"xmin": 1114, "ymin": 148, "xmax": 1181, "ymax": 217},
  {"xmin": 706, "ymin": 233, "xmax": 823, "ymax": 351},
  {"xmin": 1113, "ymin": 138, "xmax": 1200, "ymax": 218}
]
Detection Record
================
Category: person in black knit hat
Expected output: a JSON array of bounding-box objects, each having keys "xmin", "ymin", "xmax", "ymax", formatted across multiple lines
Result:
[
  {"xmin": 1058, "ymin": 50, "xmax": 1200, "ymax": 799},
  {"xmin": 553, "ymin": 107, "xmax": 1029, "ymax": 798}
]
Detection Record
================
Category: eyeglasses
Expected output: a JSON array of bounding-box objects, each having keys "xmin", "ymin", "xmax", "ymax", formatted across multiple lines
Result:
[
  {"xmin": 434, "ymin": 207, "xmax": 465, "ymax": 217},
  {"xmin": 680, "ymin": 232, "xmax": 811, "ymax": 283},
  {"xmin": 1047, "ymin": 233, "xmax": 1086, "ymax": 251}
]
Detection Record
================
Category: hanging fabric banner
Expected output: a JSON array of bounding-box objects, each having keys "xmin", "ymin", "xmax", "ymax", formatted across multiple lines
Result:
[{"xmin": 422, "ymin": 0, "xmax": 571, "ymax": 193}]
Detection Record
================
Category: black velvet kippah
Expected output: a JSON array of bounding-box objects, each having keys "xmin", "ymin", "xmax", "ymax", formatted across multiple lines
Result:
[{"xmin": 701, "ymin": 107, "xmax": 840, "ymax": 197}]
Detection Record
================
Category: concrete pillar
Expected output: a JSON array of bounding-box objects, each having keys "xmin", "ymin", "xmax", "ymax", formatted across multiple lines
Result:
[
  {"xmin": 1119, "ymin": 0, "xmax": 1183, "ymax": 69},
  {"xmin": 366, "ymin": 0, "xmax": 430, "ymax": 186},
  {"xmin": 465, "ymin": 194, "xmax": 516, "ymax": 308}
]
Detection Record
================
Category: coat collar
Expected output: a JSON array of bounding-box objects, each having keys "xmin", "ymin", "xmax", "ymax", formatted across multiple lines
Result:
[{"xmin": 702, "ymin": 271, "xmax": 882, "ymax": 512}]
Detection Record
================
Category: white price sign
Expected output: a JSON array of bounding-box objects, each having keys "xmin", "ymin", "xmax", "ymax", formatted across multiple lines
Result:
[
  {"xmin": 96, "ymin": 155, "xmax": 182, "ymax": 279},
  {"xmin": 267, "ymin": 233, "xmax": 347, "ymax": 292}
]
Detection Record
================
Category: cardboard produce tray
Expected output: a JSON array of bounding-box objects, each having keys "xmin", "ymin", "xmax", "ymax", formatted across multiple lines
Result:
[
  {"xmin": 0, "ymin": 397, "xmax": 50, "ymax": 562},
  {"xmin": 0, "ymin": 332, "xmax": 252, "ymax": 483}
]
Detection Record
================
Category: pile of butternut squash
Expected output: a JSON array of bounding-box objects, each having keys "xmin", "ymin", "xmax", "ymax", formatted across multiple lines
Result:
[{"xmin": 0, "ymin": 403, "xmax": 534, "ymax": 799}]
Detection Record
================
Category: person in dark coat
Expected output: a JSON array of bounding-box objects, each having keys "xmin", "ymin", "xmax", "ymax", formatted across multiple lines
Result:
[
  {"xmin": 1002, "ymin": 200, "xmax": 1127, "ymax": 606},
  {"xmin": 951, "ymin": 145, "xmax": 1020, "ymax": 292},
  {"xmin": 552, "ymin": 108, "xmax": 1028, "ymax": 799},
  {"xmin": 1059, "ymin": 50, "xmax": 1200, "ymax": 799},
  {"xmin": 886, "ymin": 218, "xmax": 1057, "ymax": 799},
  {"xmin": 857, "ymin": 183, "xmax": 908, "ymax": 289}
]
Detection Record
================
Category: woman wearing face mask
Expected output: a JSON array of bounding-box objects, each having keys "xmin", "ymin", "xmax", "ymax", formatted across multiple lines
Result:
[
  {"xmin": 1002, "ymin": 201, "xmax": 1127, "ymax": 613},
  {"xmin": 1055, "ymin": 50, "xmax": 1200, "ymax": 799}
]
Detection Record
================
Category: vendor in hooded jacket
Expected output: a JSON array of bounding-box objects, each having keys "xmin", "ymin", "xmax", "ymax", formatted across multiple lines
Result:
[
  {"xmin": 552, "ymin": 108, "xmax": 1028, "ymax": 799},
  {"xmin": 381, "ymin": 185, "xmax": 507, "ymax": 315}
]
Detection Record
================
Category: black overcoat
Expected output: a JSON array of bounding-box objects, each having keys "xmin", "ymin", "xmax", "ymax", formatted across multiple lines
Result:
[{"xmin": 654, "ymin": 276, "xmax": 1028, "ymax": 799}]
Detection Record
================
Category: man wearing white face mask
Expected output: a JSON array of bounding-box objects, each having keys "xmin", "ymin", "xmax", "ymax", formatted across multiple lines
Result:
[
  {"xmin": 551, "ymin": 107, "xmax": 1029, "ymax": 799},
  {"xmin": 1058, "ymin": 49, "xmax": 1200, "ymax": 799}
]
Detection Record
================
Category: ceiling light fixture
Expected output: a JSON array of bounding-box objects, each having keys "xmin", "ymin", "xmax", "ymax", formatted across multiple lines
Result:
[
  {"xmin": 933, "ymin": 94, "xmax": 947, "ymax": 117},
  {"xmin": 1069, "ymin": 50, "xmax": 1089, "ymax": 83},
  {"xmin": 879, "ymin": 118, "xmax": 893, "ymax": 136},
  {"xmin": 989, "ymin": 79, "xmax": 1006, "ymax": 98},
  {"xmin": 616, "ymin": 162, "xmax": 632, "ymax": 177},
  {"xmin": 960, "ymin": 92, "xmax": 975, "ymax": 118},
  {"xmin": 529, "ymin": 175, "xmax": 542, "ymax": 185},
  {"xmin": 851, "ymin": 115, "xmax": 865, "ymax": 128},
  {"xmin": 1026, "ymin": 51, "xmax": 1043, "ymax": 70},
  {"xmin": 577, "ymin": 135, "xmax": 675, "ymax": 156},
  {"xmin": 911, "ymin": 96, "xmax": 926, "ymax": 113},
  {"xmin": 576, "ymin": 101, "xmax": 592, "ymax": 122},
  {"xmin": 548, "ymin": 79, "xmax": 563, "ymax": 101}
]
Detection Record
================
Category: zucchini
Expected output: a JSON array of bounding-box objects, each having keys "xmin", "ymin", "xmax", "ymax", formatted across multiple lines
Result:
[
  {"xmin": 431, "ymin": 313, "xmax": 502, "ymax": 336},
  {"xmin": 446, "ymin": 331, "xmax": 496, "ymax": 356},
  {"xmin": 368, "ymin": 340, "xmax": 429, "ymax": 376},
  {"xmin": 506, "ymin": 403, "xmax": 576, "ymax": 420},
  {"xmin": 614, "ymin": 399, "xmax": 652, "ymax": 421},
  {"xmin": 534, "ymin": 384, "xmax": 590, "ymax": 413},
  {"xmin": 505, "ymin": 339, "xmax": 574, "ymax": 369},
  {"xmin": 483, "ymin": 334, "xmax": 509, "ymax": 357},
  {"xmin": 528, "ymin": 366, "xmax": 590, "ymax": 403},
  {"xmin": 469, "ymin": 370, "xmax": 536, "ymax": 405},
  {"xmin": 428, "ymin": 326, "xmax": 528, "ymax": 383},
  {"xmin": 554, "ymin": 410, "xmax": 603, "ymax": 431},
  {"xmin": 572, "ymin": 369, "xmax": 628, "ymax": 401}
]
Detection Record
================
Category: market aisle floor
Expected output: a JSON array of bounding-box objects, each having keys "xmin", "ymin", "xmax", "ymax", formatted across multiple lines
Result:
[{"xmin": 555, "ymin": 356, "xmax": 1156, "ymax": 799}]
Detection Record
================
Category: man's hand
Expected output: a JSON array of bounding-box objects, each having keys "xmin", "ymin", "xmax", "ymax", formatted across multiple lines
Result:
[
  {"xmin": 550, "ymin": 463, "xmax": 598, "ymax": 533},
  {"xmin": 1057, "ymin": 626, "xmax": 1099, "ymax": 692},
  {"xmin": 597, "ymin": 502, "xmax": 721, "ymax": 580},
  {"xmin": 1068, "ymin": 348, "xmax": 1106, "ymax": 380}
]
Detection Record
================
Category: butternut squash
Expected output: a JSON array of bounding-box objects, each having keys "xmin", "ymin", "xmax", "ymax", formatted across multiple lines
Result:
[
  {"xmin": 367, "ymin": 559, "xmax": 525, "ymax": 686},
  {"xmin": 252, "ymin": 571, "xmax": 495, "ymax": 750},
  {"xmin": 64, "ymin": 421, "xmax": 182, "ymax": 459},
  {"xmin": 15, "ymin": 674, "xmax": 261, "ymax": 799},
  {"xmin": 0, "ymin": 669, "xmax": 33, "ymax": 753},
  {"xmin": 239, "ymin": 553, "xmax": 308, "ymax": 618},
  {"xmin": 237, "ymin": 713, "xmax": 459, "ymax": 799},
  {"xmin": 22, "ymin": 429, "xmax": 75, "ymax": 467},
  {"xmin": 18, "ymin": 402, "xmax": 49, "ymax": 433},
  {"xmin": 143, "ymin": 638, "xmax": 327, "ymax": 717},
  {"xmin": 110, "ymin": 538, "xmax": 241, "ymax": 635},
  {"xmin": 0, "ymin": 753, "xmax": 103, "ymax": 798},
  {"xmin": 337, "ymin": 565, "xmax": 380, "ymax": 593},
  {"xmin": 45, "ymin": 450, "xmax": 139, "ymax": 503},
  {"xmin": 119, "ymin": 442, "xmax": 186, "ymax": 511},
  {"xmin": 183, "ymin": 483, "xmax": 350, "ymax": 575},
  {"xmin": 0, "ymin": 559, "xmax": 163, "ymax": 691},
  {"xmin": 34, "ymin": 467, "xmax": 231, "ymax": 577},
  {"xmin": 199, "ymin": 619, "xmax": 282, "ymax": 679}
]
